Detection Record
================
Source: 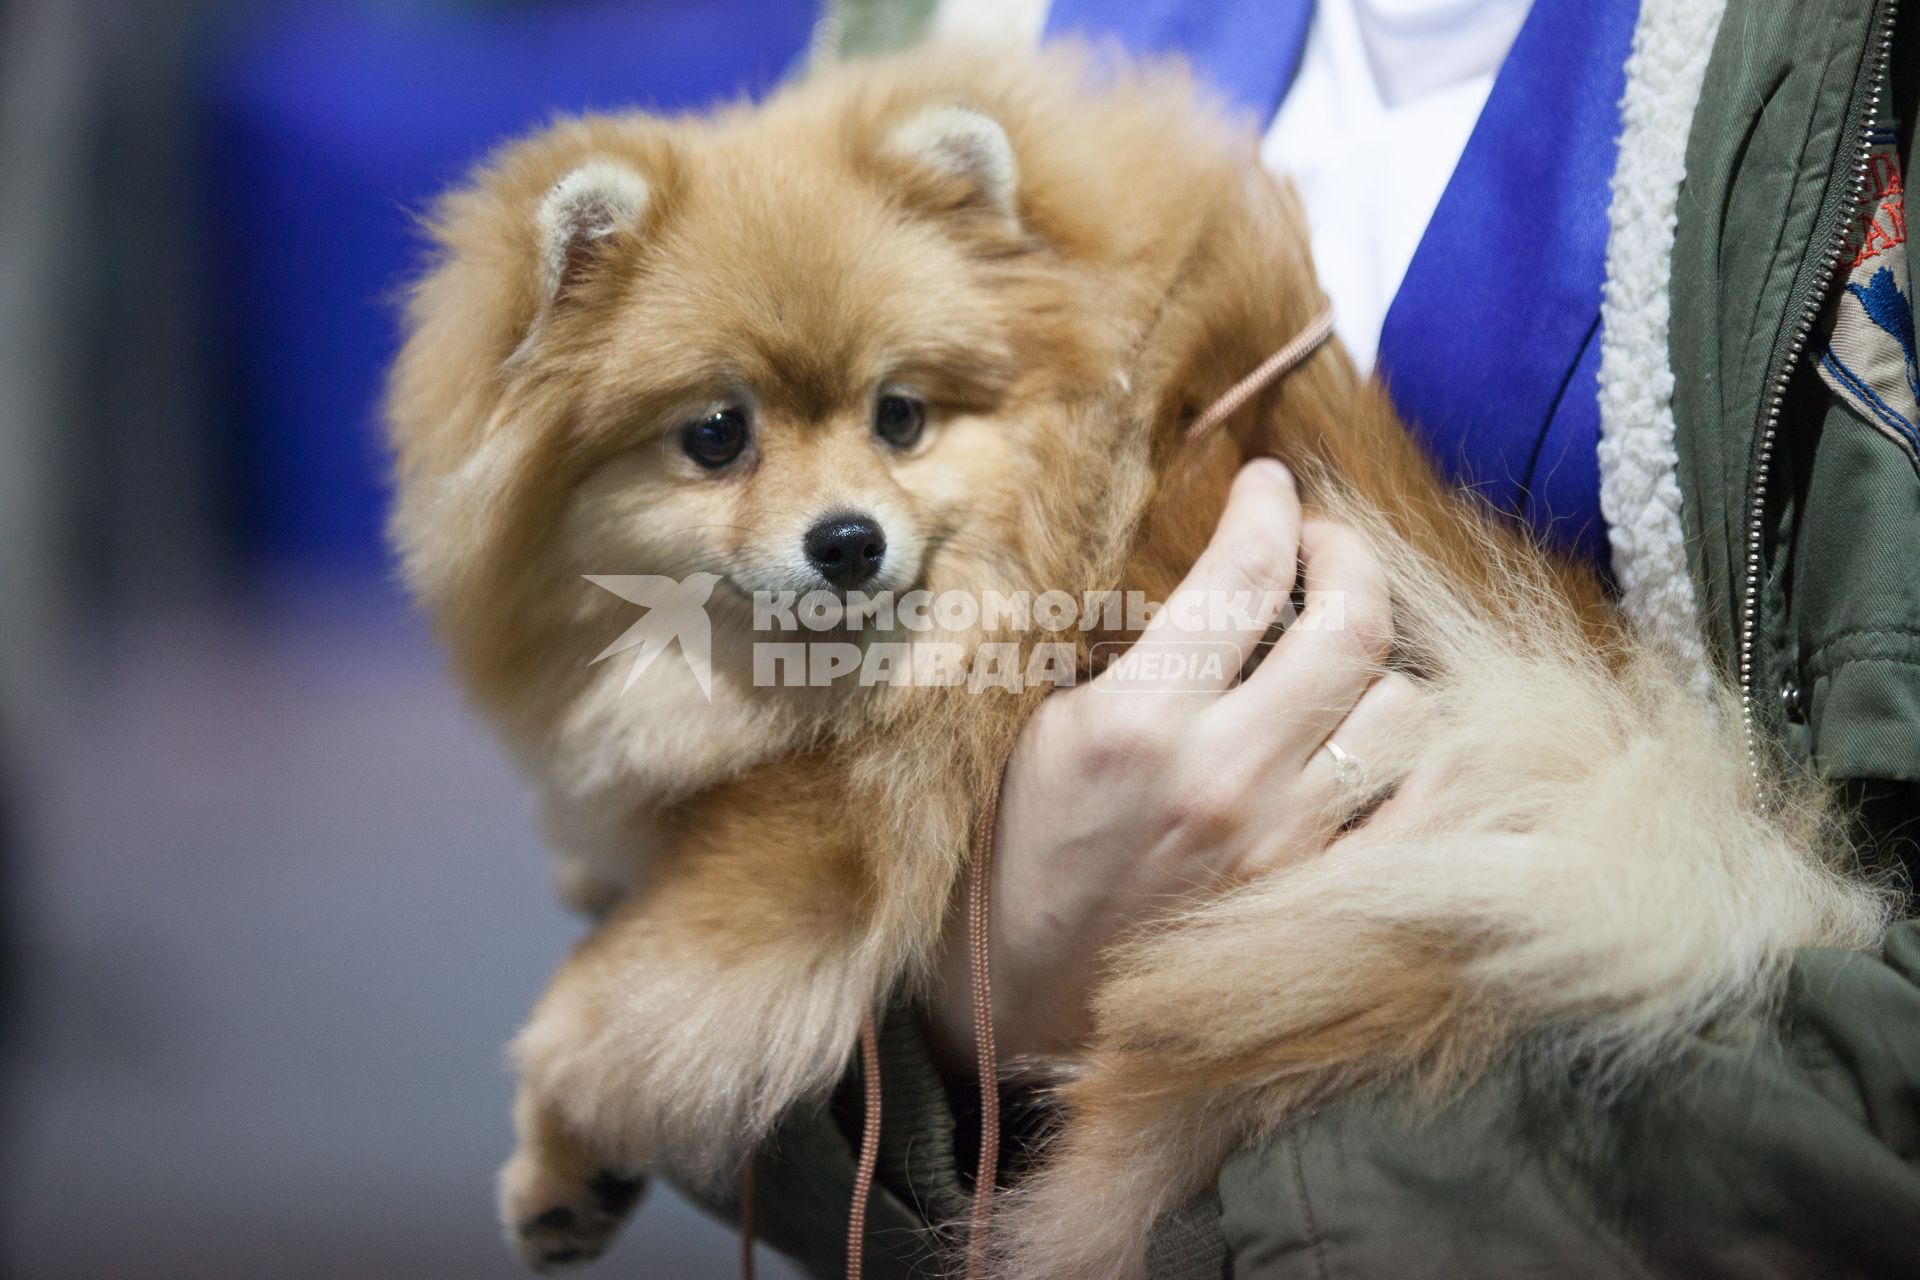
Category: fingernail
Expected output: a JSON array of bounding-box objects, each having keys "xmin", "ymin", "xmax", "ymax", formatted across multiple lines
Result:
[{"xmin": 1247, "ymin": 457, "xmax": 1291, "ymax": 485}]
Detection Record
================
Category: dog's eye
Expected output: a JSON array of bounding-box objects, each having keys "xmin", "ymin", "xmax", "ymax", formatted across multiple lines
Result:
[
  {"xmin": 681, "ymin": 408, "xmax": 749, "ymax": 470},
  {"xmin": 873, "ymin": 393, "xmax": 926, "ymax": 450}
]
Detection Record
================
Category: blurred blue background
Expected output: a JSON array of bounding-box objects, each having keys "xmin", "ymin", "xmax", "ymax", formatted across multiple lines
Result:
[
  {"xmin": 0, "ymin": 1, "xmax": 824, "ymax": 1275},
  {"xmin": 208, "ymin": 0, "xmax": 816, "ymax": 569}
]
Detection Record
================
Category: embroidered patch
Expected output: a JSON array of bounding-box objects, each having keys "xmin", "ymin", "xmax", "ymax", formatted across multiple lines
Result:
[{"xmin": 1818, "ymin": 125, "xmax": 1918, "ymax": 473}]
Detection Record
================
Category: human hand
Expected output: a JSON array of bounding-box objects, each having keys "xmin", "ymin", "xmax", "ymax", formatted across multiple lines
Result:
[{"xmin": 927, "ymin": 459, "xmax": 1427, "ymax": 1068}]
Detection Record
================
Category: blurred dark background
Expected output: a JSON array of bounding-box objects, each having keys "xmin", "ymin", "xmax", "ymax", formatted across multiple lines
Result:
[{"xmin": 0, "ymin": 2, "xmax": 827, "ymax": 1275}]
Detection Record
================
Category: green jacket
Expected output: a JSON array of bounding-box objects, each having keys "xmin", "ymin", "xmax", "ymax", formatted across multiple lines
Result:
[{"xmin": 720, "ymin": 2, "xmax": 1920, "ymax": 1275}]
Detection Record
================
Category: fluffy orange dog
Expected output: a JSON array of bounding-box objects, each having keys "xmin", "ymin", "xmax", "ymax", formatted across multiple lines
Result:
[{"xmin": 387, "ymin": 45, "xmax": 1886, "ymax": 1280}]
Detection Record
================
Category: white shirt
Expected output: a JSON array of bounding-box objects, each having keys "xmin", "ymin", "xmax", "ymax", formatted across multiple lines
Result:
[{"xmin": 933, "ymin": 0, "xmax": 1535, "ymax": 372}]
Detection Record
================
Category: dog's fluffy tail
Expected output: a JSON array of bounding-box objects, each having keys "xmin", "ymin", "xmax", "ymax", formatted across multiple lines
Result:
[{"xmin": 992, "ymin": 502, "xmax": 1895, "ymax": 1280}]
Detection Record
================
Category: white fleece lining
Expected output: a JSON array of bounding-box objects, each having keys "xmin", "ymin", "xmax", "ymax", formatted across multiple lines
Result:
[{"xmin": 1596, "ymin": 0, "xmax": 1726, "ymax": 689}]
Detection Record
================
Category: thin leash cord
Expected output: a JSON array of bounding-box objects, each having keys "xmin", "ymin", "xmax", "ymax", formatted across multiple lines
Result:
[
  {"xmin": 751, "ymin": 306, "xmax": 1338, "ymax": 1280},
  {"xmin": 737, "ymin": 1014, "xmax": 879, "ymax": 1280},
  {"xmin": 741, "ymin": 1013, "xmax": 883, "ymax": 1274},
  {"xmin": 847, "ymin": 1013, "xmax": 884, "ymax": 1280},
  {"xmin": 963, "ymin": 743, "xmax": 1012, "ymax": 1280},
  {"xmin": 1185, "ymin": 303, "xmax": 1336, "ymax": 445}
]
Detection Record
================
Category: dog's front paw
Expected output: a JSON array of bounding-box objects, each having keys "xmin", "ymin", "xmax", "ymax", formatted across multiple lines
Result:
[{"xmin": 500, "ymin": 1146, "xmax": 645, "ymax": 1272}]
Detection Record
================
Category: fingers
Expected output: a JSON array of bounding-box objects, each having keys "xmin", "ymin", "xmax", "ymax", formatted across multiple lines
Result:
[
  {"xmin": 1096, "ymin": 459, "xmax": 1302, "ymax": 695},
  {"xmin": 1241, "ymin": 672, "xmax": 1428, "ymax": 876},
  {"xmin": 1297, "ymin": 672, "xmax": 1427, "ymax": 797},
  {"xmin": 1229, "ymin": 517, "xmax": 1393, "ymax": 754}
]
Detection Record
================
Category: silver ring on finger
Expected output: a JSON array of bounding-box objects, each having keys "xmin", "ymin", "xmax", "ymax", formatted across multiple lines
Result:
[{"xmin": 1320, "ymin": 739, "xmax": 1368, "ymax": 796}]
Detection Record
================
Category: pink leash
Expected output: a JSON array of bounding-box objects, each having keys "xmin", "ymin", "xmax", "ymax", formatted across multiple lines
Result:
[{"xmin": 1187, "ymin": 303, "xmax": 1336, "ymax": 443}]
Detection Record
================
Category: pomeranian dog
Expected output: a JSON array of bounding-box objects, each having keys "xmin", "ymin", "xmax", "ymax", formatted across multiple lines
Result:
[{"xmin": 387, "ymin": 44, "xmax": 1888, "ymax": 1280}]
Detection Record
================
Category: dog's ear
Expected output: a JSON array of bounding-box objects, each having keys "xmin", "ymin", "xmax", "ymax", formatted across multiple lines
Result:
[
  {"xmin": 881, "ymin": 105, "xmax": 1018, "ymax": 220},
  {"xmin": 535, "ymin": 158, "xmax": 652, "ymax": 303}
]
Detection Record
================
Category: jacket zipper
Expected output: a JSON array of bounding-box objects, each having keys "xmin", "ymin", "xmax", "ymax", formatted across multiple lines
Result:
[{"xmin": 1737, "ymin": 0, "xmax": 1902, "ymax": 779}]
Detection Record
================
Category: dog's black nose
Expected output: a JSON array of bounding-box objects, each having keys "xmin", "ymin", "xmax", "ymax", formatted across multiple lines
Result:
[{"xmin": 803, "ymin": 514, "xmax": 887, "ymax": 588}]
